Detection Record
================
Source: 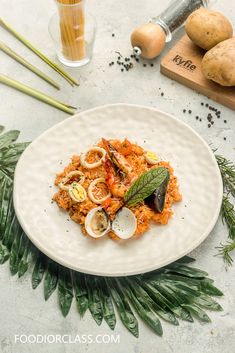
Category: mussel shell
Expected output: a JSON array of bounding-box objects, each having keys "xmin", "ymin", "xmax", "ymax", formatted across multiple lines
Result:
[{"xmin": 145, "ymin": 174, "xmax": 170, "ymax": 213}]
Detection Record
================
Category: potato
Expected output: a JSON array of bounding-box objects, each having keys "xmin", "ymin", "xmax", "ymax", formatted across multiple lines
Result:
[
  {"xmin": 201, "ymin": 38, "xmax": 235, "ymax": 86},
  {"xmin": 185, "ymin": 8, "xmax": 233, "ymax": 50}
]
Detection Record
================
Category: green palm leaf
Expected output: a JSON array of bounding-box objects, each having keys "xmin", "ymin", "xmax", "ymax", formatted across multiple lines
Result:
[
  {"xmin": 108, "ymin": 278, "xmax": 139, "ymax": 337},
  {"xmin": 73, "ymin": 272, "xmax": 89, "ymax": 317},
  {"xmin": 0, "ymin": 243, "xmax": 10, "ymax": 264},
  {"xmin": 85, "ymin": 275, "xmax": 103, "ymax": 326},
  {"xmin": 0, "ymin": 130, "xmax": 20, "ymax": 150},
  {"xmin": 124, "ymin": 280, "xmax": 163, "ymax": 336},
  {"xmin": 32, "ymin": 255, "xmax": 47, "ymax": 289},
  {"xmin": 58, "ymin": 268, "xmax": 74, "ymax": 317},
  {"xmin": 98, "ymin": 278, "xmax": 116, "ymax": 330},
  {"xmin": 44, "ymin": 260, "xmax": 58, "ymax": 301}
]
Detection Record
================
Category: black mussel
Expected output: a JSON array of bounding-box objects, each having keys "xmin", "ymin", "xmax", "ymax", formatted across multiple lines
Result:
[{"xmin": 145, "ymin": 175, "xmax": 170, "ymax": 213}]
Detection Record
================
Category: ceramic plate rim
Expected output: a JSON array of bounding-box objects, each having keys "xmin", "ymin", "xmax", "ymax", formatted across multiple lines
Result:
[{"xmin": 13, "ymin": 103, "xmax": 223, "ymax": 276}]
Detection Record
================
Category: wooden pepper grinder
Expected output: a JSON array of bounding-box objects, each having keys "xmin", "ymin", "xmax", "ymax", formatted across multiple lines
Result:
[{"xmin": 131, "ymin": 0, "xmax": 213, "ymax": 59}]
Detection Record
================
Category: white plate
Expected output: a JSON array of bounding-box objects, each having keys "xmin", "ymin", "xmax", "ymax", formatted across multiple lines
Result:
[{"xmin": 14, "ymin": 104, "xmax": 223, "ymax": 276}]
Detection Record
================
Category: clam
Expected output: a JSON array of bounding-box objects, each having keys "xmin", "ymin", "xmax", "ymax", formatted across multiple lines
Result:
[
  {"xmin": 85, "ymin": 207, "xmax": 110, "ymax": 238},
  {"xmin": 145, "ymin": 174, "xmax": 170, "ymax": 213},
  {"xmin": 85, "ymin": 206, "xmax": 137, "ymax": 240},
  {"xmin": 112, "ymin": 207, "xmax": 137, "ymax": 240}
]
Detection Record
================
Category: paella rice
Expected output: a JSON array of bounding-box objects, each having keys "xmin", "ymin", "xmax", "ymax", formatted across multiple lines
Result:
[{"xmin": 53, "ymin": 138, "xmax": 182, "ymax": 240}]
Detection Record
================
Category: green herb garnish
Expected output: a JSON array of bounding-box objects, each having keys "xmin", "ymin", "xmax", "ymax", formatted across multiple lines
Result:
[
  {"xmin": 216, "ymin": 155, "xmax": 235, "ymax": 197},
  {"xmin": 124, "ymin": 167, "xmax": 169, "ymax": 206},
  {"xmin": 215, "ymin": 155, "xmax": 235, "ymax": 267},
  {"xmin": 216, "ymin": 196, "xmax": 235, "ymax": 267}
]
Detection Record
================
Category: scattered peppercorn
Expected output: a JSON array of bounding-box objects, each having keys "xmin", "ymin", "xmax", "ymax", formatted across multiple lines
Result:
[
  {"xmin": 224, "ymin": 137, "xmax": 227, "ymax": 141},
  {"xmin": 188, "ymin": 110, "xmax": 192, "ymax": 114},
  {"xmin": 143, "ymin": 63, "xmax": 147, "ymax": 67},
  {"xmin": 112, "ymin": 33, "xmax": 115, "ymax": 37},
  {"xmin": 183, "ymin": 109, "xmax": 186, "ymax": 113},
  {"xmin": 161, "ymin": 92, "xmax": 164, "ymax": 97},
  {"xmin": 201, "ymin": 102, "xmax": 204, "ymax": 106},
  {"xmin": 196, "ymin": 116, "xmax": 199, "ymax": 120},
  {"xmin": 150, "ymin": 63, "xmax": 154, "ymax": 67},
  {"xmin": 224, "ymin": 120, "xmax": 227, "ymax": 123}
]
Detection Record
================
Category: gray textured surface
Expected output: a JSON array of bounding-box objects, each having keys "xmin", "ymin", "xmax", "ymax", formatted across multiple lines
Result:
[{"xmin": 0, "ymin": 0, "xmax": 235, "ymax": 352}]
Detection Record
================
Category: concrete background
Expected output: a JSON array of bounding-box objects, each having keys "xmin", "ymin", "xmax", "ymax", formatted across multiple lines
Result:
[{"xmin": 0, "ymin": 0, "xmax": 235, "ymax": 352}]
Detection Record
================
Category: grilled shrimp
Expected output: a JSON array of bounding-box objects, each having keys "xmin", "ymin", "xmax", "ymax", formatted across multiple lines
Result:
[{"xmin": 102, "ymin": 139, "xmax": 138, "ymax": 198}]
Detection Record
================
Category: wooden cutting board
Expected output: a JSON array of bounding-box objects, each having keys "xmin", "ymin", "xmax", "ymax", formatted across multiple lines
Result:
[{"xmin": 160, "ymin": 35, "xmax": 235, "ymax": 110}]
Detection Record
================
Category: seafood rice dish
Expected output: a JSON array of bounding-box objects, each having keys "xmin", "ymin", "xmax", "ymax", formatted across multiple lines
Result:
[{"xmin": 53, "ymin": 138, "xmax": 182, "ymax": 240}]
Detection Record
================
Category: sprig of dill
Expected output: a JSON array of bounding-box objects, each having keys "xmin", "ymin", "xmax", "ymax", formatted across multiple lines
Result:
[
  {"xmin": 216, "ymin": 155, "xmax": 235, "ymax": 197},
  {"xmin": 216, "ymin": 197, "xmax": 235, "ymax": 267},
  {"xmin": 216, "ymin": 241, "xmax": 235, "ymax": 267},
  {"xmin": 215, "ymin": 154, "xmax": 235, "ymax": 267},
  {"xmin": 221, "ymin": 196, "xmax": 235, "ymax": 240}
]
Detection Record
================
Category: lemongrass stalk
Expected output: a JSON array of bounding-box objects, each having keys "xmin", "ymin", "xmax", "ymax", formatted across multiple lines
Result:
[
  {"xmin": 0, "ymin": 41, "xmax": 60, "ymax": 90},
  {"xmin": 0, "ymin": 18, "xmax": 79, "ymax": 86},
  {"xmin": 0, "ymin": 74, "xmax": 76, "ymax": 115}
]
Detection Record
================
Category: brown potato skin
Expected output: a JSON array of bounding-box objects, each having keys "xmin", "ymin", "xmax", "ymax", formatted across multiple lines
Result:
[
  {"xmin": 185, "ymin": 8, "xmax": 233, "ymax": 50},
  {"xmin": 201, "ymin": 38, "xmax": 235, "ymax": 87}
]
